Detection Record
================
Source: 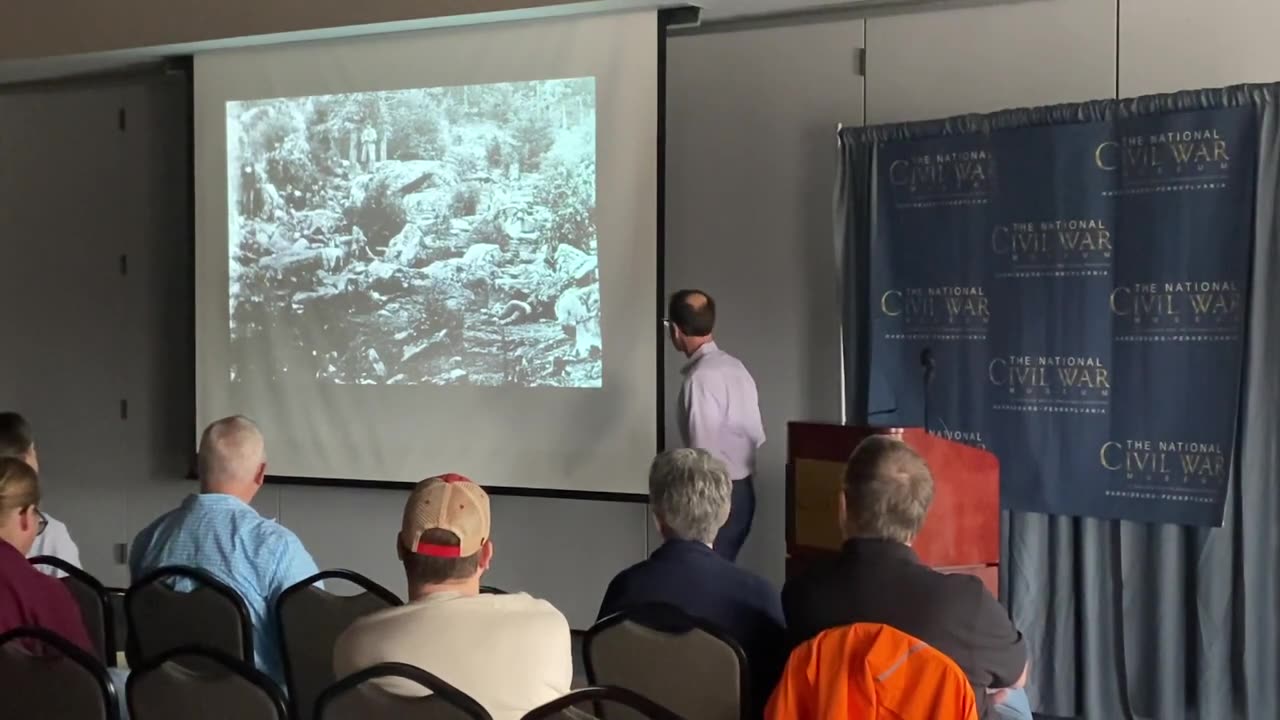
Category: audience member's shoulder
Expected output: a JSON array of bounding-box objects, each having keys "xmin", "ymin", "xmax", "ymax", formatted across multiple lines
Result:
[
  {"xmin": 247, "ymin": 512, "xmax": 307, "ymax": 551},
  {"xmin": 133, "ymin": 503, "xmax": 177, "ymax": 540},
  {"xmin": 926, "ymin": 566, "xmax": 997, "ymax": 610},
  {"xmin": 782, "ymin": 553, "xmax": 841, "ymax": 597},
  {"xmin": 494, "ymin": 593, "xmax": 570, "ymax": 628},
  {"xmin": 729, "ymin": 561, "xmax": 777, "ymax": 596},
  {"xmin": 607, "ymin": 556, "xmax": 650, "ymax": 588},
  {"xmin": 495, "ymin": 591, "xmax": 566, "ymax": 615},
  {"xmin": 18, "ymin": 561, "xmax": 79, "ymax": 610}
]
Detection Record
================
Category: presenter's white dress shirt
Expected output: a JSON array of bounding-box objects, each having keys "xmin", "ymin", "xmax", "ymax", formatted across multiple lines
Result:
[{"xmin": 678, "ymin": 341, "xmax": 765, "ymax": 480}]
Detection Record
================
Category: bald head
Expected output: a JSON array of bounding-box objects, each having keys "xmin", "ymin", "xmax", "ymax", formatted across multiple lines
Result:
[
  {"xmin": 668, "ymin": 289, "xmax": 716, "ymax": 338},
  {"xmin": 198, "ymin": 416, "xmax": 266, "ymax": 497}
]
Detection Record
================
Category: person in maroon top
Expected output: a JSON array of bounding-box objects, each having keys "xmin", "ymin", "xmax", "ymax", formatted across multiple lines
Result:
[{"xmin": 0, "ymin": 456, "xmax": 92, "ymax": 652}]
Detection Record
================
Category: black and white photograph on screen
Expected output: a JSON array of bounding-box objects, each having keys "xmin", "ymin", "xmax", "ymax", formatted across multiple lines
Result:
[{"xmin": 226, "ymin": 77, "xmax": 601, "ymax": 387}]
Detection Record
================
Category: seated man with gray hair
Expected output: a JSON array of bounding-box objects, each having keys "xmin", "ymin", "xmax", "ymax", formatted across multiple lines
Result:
[
  {"xmin": 781, "ymin": 435, "xmax": 1031, "ymax": 720},
  {"xmin": 130, "ymin": 415, "xmax": 320, "ymax": 687},
  {"xmin": 598, "ymin": 449, "xmax": 786, "ymax": 714}
]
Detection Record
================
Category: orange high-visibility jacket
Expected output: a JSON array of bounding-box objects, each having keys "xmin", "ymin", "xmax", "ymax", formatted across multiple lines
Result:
[{"xmin": 766, "ymin": 623, "xmax": 978, "ymax": 720}]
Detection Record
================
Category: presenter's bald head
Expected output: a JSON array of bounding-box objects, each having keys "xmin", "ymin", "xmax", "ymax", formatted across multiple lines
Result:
[{"xmin": 667, "ymin": 289, "xmax": 716, "ymax": 356}]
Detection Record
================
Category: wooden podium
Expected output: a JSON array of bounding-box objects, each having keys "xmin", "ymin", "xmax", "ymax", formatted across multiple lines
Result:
[{"xmin": 786, "ymin": 423, "xmax": 1001, "ymax": 594}]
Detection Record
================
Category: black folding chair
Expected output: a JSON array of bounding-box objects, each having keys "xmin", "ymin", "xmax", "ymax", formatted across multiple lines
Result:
[
  {"xmin": 128, "ymin": 646, "xmax": 287, "ymax": 720},
  {"xmin": 106, "ymin": 587, "xmax": 127, "ymax": 664},
  {"xmin": 521, "ymin": 686, "xmax": 684, "ymax": 720},
  {"xmin": 571, "ymin": 628, "xmax": 588, "ymax": 689},
  {"xmin": 125, "ymin": 565, "xmax": 253, "ymax": 668},
  {"xmin": 585, "ymin": 603, "xmax": 748, "ymax": 720},
  {"xmin": 0, "ymin": 626, "xmax": 120, "ymax": 720},
  {"xmin": 29, "ymin": 555, "xmax": 115, "ymax": 666},
  {"xmin": 277, "ymin": 569, "xmax": 402, "ymax": 720},
  {"xmin": 315, "ymin": 662, "xmax": 493, "ymax": 720}
]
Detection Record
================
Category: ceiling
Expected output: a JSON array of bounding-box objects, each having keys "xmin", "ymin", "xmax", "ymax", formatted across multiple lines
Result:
[
  {"xmin": 0, "ymin": 0, "xmax": 995, "ymax": 86},
  {"xmin": 695, "ymin": 0, "xmax": 1029, "ymax": 24}
]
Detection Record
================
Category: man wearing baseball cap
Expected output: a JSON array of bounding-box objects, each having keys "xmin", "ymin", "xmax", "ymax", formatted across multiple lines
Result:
[{"xmin": 333, "ymin": 474, "xmax": 572, "ymax": 720}]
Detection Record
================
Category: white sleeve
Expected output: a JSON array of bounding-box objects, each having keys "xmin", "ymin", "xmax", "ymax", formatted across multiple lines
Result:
[{"xmin": 56, "ymin": 522, "xmax": 82, "ymax": 569}]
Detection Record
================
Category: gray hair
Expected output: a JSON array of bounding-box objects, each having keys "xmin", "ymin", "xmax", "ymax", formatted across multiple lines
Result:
[
  {"xmin": 197, "ymin": 415, "xmax": 266, "ymax": 490},
  {"xmin": 649, "ymin": 449, "xmax": 732, "ymax": 545},
  {"xmin": 843, "ymin": 435, "xmax": 934, "ymax": 543}
]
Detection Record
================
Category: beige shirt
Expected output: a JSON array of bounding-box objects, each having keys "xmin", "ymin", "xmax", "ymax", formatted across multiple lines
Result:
[{"xmin": 333, "ymin": 591, "xmax": 573, "ymax": 720}]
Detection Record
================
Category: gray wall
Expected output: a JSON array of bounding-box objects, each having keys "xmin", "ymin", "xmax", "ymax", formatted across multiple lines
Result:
[
  {"xmin": 662, "ymin": 20, "xmax": 860, "ymax": 582},
  {"xmin": 4, "ymin": 0, "xmax": 1279, "ymax": 628}
]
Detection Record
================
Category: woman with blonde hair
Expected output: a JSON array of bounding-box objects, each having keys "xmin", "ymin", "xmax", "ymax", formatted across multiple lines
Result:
[{"xmin": 0, "ymin": 456, "xmax": 92, "ymax": 650}]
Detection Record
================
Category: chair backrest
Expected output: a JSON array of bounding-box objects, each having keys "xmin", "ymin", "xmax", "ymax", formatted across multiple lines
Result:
[
  {"xmin": 570, "ymin": 629, "xmax": 588, "ymax": 689},
  {"xmin": 29, "ymin": 555, "xmax": 114, "ymax": 665},
  {"xmin": 521, "ymin": 686, "xmax": 684, "ymax": 720},
  {"xmin": 766, "ymin": 623, "xmax": 978, "ymax": 720},
  {"xmin": 277, "ymin": 569, "xmax": 402, "ymax": 720},
  {"xmin": 585, "ymin": 603, "xmax": 747, "ymax": 720},
  {"xmin": 0, "ymin": 626, "xmax": 120, "ymax": 720},
  {"xmin": 106, "ymin": 587, "xmax": 127, "ymax": 664},
  {"xmin": 479, "ymin": 585, "xmax": 508, "ymax": 594},
  {"xmin": 125, "ymin": 565, "xmax": 253, "ymax": 668},
  {"xmin": 128, "ymin": 646, "xmax": 288, "ymax": 720},
  {"xmin": 316, "ymin": 662, "xmax": 493, "ymax": 720}
]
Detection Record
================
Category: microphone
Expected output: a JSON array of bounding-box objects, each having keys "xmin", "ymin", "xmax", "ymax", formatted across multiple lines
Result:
[{"xmin": 920, "ymin": 348, "xmax": 935, "ymax": 433}]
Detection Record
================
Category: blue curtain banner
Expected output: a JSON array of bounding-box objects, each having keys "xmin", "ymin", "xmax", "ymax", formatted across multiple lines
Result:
[{"xmin": 866, "ymin": 106, "xmax": 1254, "ymax": 525}]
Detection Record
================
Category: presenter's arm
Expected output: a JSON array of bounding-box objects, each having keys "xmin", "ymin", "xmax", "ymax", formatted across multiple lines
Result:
[
  {"xmin": 748, "ymin": 401, "xmax": 766, "ymax": 449},
  {"xmin": 746, "ymin": 372, "xmax": 766, "ymax": 448}
]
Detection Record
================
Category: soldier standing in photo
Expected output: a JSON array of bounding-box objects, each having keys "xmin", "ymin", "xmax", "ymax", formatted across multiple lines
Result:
[
  {"xmin": 360, "ymin": 125, "xmax": 378, "ymax": 168},
  {"xmin": 240, "ymin": 164, "xmax": 259, "ymax": 218}
]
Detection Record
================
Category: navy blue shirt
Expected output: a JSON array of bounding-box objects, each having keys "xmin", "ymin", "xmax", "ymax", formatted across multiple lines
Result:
[{"xmin": 598, "ymin": 539, "xmax": 787, "ymax": 715}]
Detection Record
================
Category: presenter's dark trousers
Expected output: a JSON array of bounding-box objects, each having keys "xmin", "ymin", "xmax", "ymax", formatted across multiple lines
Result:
[{"xmin": 713, "ymin": 476, "xmax": 755, "ymax": 562}]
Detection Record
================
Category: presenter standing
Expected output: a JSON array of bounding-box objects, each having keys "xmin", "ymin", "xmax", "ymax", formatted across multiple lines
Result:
[{"xmin": 666, "ymin": 290, "xmax": 765, "ymax": 562}]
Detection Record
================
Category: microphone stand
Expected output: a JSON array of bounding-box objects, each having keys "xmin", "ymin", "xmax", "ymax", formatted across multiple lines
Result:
[{"xmin": 920, "ymin": 348, "xmax": 935, "ymax": 435}]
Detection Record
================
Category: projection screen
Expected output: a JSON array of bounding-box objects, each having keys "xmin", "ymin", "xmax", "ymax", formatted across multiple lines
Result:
[{"xmin": 194, "ymin": 11, "xmax": 658, "ymax": 494}]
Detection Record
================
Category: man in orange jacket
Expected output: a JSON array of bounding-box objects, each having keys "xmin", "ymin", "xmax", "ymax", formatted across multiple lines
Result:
[{"xmin": 767, "ymin": 623, "xmax": 980, "ymax": 720}]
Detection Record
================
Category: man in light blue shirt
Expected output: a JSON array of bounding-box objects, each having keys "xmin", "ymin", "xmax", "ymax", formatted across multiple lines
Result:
[
  {"xmin": 130, "ymin": 416, "xmax": 319, "ymax": 687},
  {"xmin": 667, "ymin": 290, "xmax": 765, "ymax": 561}
]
